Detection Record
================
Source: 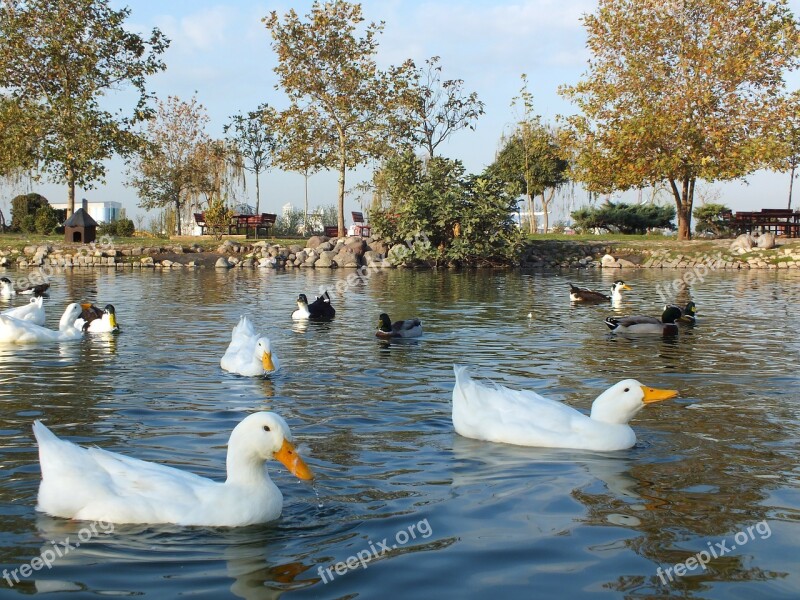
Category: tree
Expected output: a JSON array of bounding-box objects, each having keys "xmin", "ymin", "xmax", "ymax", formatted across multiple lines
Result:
[
  {"xmin": 10, "ymin": 192, "xmax": 48, "ymax": 231},
  {"xmin": 224, "ymin": 104, "xmax": 278, "ymax": 215},
  {"xmin": 274, "ymin": 105, "xmax": 335, "ymax": 235},
  {"xmin": 265, "ymin": 1, "xmax": 414, "ymax": 236},
  {"xmin": 127, "ymin": 96, "xmax": 209, "ymax": 236},
  {"xmin": 560, "ymin": 0, "xmax": 800, "ymax": 240},
  {"xmin": 488, "ymin": 76, "xmax": 568, "ymax": 234},
  {"xmin": 693, "ymin": 202, "xmax": 732, "ymax": 237},
  {"xmin": 405, "ymin": 56, "xmax": 484, "ymax": 158},
  {"xmin": 0, "ymin": 0, "xmax": 168, "ymax": 217}
]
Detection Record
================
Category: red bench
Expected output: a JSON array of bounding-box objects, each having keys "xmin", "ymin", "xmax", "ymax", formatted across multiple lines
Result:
[
  {"xmin": 234, "ymin": 213, "xmax": 276, "ymax": 239},
  {"xmin": 351, "ymin": 211, "xmax": 371, "ymax": 237}
]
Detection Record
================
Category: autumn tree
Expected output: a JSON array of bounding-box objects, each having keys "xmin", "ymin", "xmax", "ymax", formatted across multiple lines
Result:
[
  {"xmin": 224, "ymin": 104, "xmax": 277, "ymax": 215},
  {"xmin": 488, "ymin": 76, "xmax": 568, "ymax": 234},
  {"xmin": 265, "ymin": 1, "xmax": 414, "ymax": 236},
  {"xmin": 0, "ymin": 0, "xmax": 168, "ymax": 217},
  {"xmin": 560, "ymin": 0, "xmax": 800, "ymax": 240},
  {"xmin": 275, "ymin": 106, "xmax": 335, "ymax": 235},
  {"xmin": 127, "ymin": 96, "xmax": 209, "ymax": 236},
  {"xmin": 405, "ymin": 56, "xmax": 484, "ymax": 158}
]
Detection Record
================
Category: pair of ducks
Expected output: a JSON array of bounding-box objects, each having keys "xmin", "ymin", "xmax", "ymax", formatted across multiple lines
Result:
[
  {"xmin": 34, "ymin": 364, "xmax": 674, "ymax": 527},
  {"xmin": 0, "ymin": 301, "xmax": 119, "ymax": 343},
  {"xmin": 0, "ymin": 277, "xmax": 50, "ymax": 298}
]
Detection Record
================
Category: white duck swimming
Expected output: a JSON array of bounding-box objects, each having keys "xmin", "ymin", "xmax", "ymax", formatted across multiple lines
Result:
[
  {"xmin": 33, "ymin": 412, "xmax": 313, "ymax": 526},
  {"xmin": 0, "ymin": 277, "xmax": 15, "ymax": 298},
  {"xmin": 452, "ymin": 366, "xmax": 678, "ymax": 451},
  {"xmin": 0, "ymin": 303, "xmax": 83, "ymax": 344},
  {"xmin": 1, "ymin": 296, "xmax": 45, "ymax": 326},
  {"xmin": 221, "ymin": 316, "xmax": 280, "ymax": 377}
]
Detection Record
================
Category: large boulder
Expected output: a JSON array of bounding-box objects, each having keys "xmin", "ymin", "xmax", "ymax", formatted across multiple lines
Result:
[
  {"xmin": 368, "ymin": 239, "xmax": 389, "ymax": 256},
  {"xmin": 215, "ymin": 257, "xmax": 231, "ymax": 268},
  {"xmin": 306, "ymin": 236, "xmax": 325, "ymax": 250},
  {"xmin": 730, "ymin": 233, "xmax": 756, "ymax": 252},
  {"xmin": 344, "ymin": 238, "xmax": 367, "ymax": 257},
  {"xmin": 756, "ymin": 232, "xmax": 776, "ymax": 249}
]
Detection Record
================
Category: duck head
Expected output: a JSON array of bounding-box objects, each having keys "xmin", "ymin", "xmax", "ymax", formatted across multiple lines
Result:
[
  {"xmin": 104, "ymin": 304, "xmax": 118, "ymax": 329},
  {"xmin": 661, "ymin": 305, "xmax": 683, "ymax": 324},
  {"xmin": 611, "ymin": 280, "xmax": 632, "ymax": 294},
  {"xmin": 589, "ymin": 379, "xmax": 678, "ymax": 424},
  {"xmin": 297, "ymin": 294, "xmax": 309, "ymax": 308},
  {"xmin": 377, "ymin": 313, "xmax": 393, "ymax": 333},
  {"xmin": 227, "ymin": 412, "xmax": 313, "ymax": 480},
  {"xmin": 680, "ymin": 301, "xmax": 697, "ymax": 323},
  {"xmin": 59, "ymin": 303, "xmax": 83, "ymax": 330},
  {"xmin": 256, "ymin": 337, "xmax": 276, "ymax": 372}
]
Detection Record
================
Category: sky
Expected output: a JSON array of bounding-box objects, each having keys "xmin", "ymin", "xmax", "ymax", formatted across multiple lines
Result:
[{"xmin": 5, "ymin": 0, "xmax": 800, "ymax": 226}]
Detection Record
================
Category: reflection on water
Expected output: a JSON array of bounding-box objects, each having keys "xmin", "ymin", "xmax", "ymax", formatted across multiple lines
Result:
[{"xmin": 0, "ymin": 266, "xmax": 799, "ymax": 598}]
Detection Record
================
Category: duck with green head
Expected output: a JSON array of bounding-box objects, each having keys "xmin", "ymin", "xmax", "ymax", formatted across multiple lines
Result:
[
  {"xmin": 604, "ymin": 304, "xmax": 682, "ymax": 335},
  {"xmin": 376, "ymin": 313, "xmax": 423, "ymax": 339}
]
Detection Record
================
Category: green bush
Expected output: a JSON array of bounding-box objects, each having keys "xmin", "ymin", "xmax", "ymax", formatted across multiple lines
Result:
[
  {"xmin": 98, "ymin": 217, "xmax": 136, "ymax": 237},
  {"xmin": 693, "ymin": 203, "xmax": 731, "ymax": 237},
  {"xmin": 34, "ymin": 205, "xmax": 59, "ymax": 234},
  {"xmin": 369, "ymin": 152, "xmax": 523, "ymax": 266},
  {"xmin": 571, "ymin": 201, "xmax": 675, "ymax": 234},
  {"xmin": 10, "ymin": 193, "xmax": 49, "ymax": 231}
]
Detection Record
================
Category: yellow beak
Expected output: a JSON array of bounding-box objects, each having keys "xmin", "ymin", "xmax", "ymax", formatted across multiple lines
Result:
[
  {"xmin": 262, "ymin": 351, "xmax": 275, "ymax": 372},
  {"xmin": 274, "ymin": 439, "xmax": 313, "ymax": 480},
  {"xmin": 641, "ymin": 386, "xmax": 678, "ymax": 404},
  {"xmin": 108, "ymin": 314, "xmax": 118, "ymax": 329},
  {"xmin": 621, "ymin": 284, "xmax": 632, "ymax": 290}
]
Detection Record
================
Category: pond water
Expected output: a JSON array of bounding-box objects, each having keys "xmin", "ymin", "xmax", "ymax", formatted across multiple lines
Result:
[{"xmin": 0, "ymin": 265, "xmax": 799, "ymax": 599}]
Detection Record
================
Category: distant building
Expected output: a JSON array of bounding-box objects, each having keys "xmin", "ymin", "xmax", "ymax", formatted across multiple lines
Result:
[
  {"xmin": 282, "ymin": 202, "xmax": 294, "ymax": 216},
  {"xmin": 51, "ymin": 200, "xmax": 121, "ymax": 224}
]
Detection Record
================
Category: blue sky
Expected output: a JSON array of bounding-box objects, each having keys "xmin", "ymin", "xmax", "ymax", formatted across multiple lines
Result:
[{"xmin": 6, "ymin": 0, "xmax": 800, "ymax": 224}]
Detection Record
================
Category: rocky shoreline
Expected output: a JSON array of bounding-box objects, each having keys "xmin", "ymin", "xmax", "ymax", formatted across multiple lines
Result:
[{"xmin": 2, "ymin": 232, "xmax": 800, "ymax": 272}]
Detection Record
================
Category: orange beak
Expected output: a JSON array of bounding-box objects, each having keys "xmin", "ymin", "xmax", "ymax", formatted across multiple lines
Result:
[
  {"xmin": 274, "ymin": 439, "xmax": 313, "ymax": 480},
  {"xmin": 262, "ymin": 351, "xmax": 275, "ymax": 372},
  {"xmin": 641, "ymin": 386, "xmax": 678, "ymax": 404}
]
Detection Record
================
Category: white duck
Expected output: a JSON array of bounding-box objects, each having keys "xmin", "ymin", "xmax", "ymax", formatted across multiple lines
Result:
[
  {"xmin": 0, "ymin": 277, "xmax": 15, "ymax": 298},
  {"xmin": 1, "ymin": 296, "xmax": 45, "ymax": 326},
  {"xmin": 452, "ymin": 366, "xmax": 678, "ymax": 451},
  {"xmin": 221, "ymin": 316, "xmax": 280, "ymax": 377},
  {"xmin": 0, "ymin": 303, "xmax": 83, "ymax": 344},
  {"xmin": 33, "ymin": 412, "xmax": 313, "ymax": 526}
]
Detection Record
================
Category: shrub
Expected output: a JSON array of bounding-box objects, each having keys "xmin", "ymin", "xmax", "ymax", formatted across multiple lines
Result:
[
  {"xmin": 10, "ymin": 193, "xmax": 49, "ymax": 231},
  {"xmin": 571, "ymin": 201, "xmax": 675, "ymax": 234},
  {"xmin": 693, "ymin": 203, "xmax": 732, "ymax": 237},
  {"xmin": 34, "ymin": 205, "xmax": 59, "ymax": 234}
]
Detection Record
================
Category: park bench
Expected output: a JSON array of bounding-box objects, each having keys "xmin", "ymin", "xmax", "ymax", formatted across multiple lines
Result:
[
  {"xmin": 351, "ymin": 211, "xmax": 371, "ymax": 237},
  {"xmin": 729, "ymin": 208, "xmax": 800, "ymax": 237},
  {"xmin": 234, "ymin": 213, "xmax": 276, "ymax": 239},
  {"xmin": 324, "ymin": 225, "xmax": 340, "ymax": 238},
  {"xmin": 194, "ymin": 212, "xmax": 207, "ymax": 235}
]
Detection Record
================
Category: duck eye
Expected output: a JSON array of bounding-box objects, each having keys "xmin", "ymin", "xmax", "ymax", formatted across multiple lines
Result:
[
  {"xmin": 624, "ymin": 387, "xmax": 630, "ymax": 392},
  {"xmin": 263, "ymin": 425, "xmax": 271, "ymax": 432}
]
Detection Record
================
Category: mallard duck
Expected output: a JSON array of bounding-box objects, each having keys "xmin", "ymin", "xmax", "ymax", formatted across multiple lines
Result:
[
  {"xmin": 17, "ymin": 282, "xmax": 50, "ymax": 296},
  {"xmin": 376, "ymin": 313, "xmax": 423, "ymax": 339},
  {"xmin": 33, "ymin": 412, "xmax": 313, "ymax": 526},
  {"xmin": 74, "ymin": 303, "xmax": 119, "ymax": 333},
  {"xmin": 220, "ymin": 316, "xmax": 280, "ymax": 377},
  {"xmin": 452, "ymin": 366, "xmax": 678, "ymax": 451},
  {"xmin": 291, "ymin": 291, "xmax": 335, "ymax": 320},
  {"xmin": 676, "ymin": 301, "xmax": 697, "ymax": 324},
  {"xmin": 0, "ymin": 303, "xmax": 83, "ymax": 343},
  {"xmin": 0, "ymin": 277, "xmax": 15, "ymax": 298},
  {"xmin": 1, "ymin": 296, "xmax": 45, "ymax": 326},
  {"xmin": 604, "ymin": 304, "xmax": 682, "ymax": 335},
  {"xmin": 570, "ymin": 280, "xmax": 632, "ymax": 303}
]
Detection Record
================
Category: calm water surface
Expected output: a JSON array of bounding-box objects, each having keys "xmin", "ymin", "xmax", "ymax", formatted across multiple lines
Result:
[{"xmin": 0, "ymin": 265, "xmax": 799, "ymax": 599}]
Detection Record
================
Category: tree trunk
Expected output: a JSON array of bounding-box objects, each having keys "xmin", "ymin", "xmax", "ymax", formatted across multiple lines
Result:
[
  {"xmin": 541, "ymin": 189, "xmax": 555, "ymax": 234},
  {"xmin": 303, "ymin": 172, "xmax": 309, "ymax": 237},
  {"xmin": 526, "ymin": 194, "xmax": 536, "ymax": 234},
  {"xmin": 67, "ymin": 166, "xmax": 76, "ymax": 219},
  {"xmin": 255, "ymin": 168, "xmax": 261, "ymax": 215},
  {"xmin": 337, "ymin": 143, "xmax": 346, "ymax": 237},
  {"xmin": 789, "ymin": 164, "xmax": 795, "ymax": 210},
  {"xmin": 670, "ymin": 176, "xmax": 694, "ymax": 240},
  {"xmin": 175, "ymin": 199, "xmax": 182, "ymax": 236}
]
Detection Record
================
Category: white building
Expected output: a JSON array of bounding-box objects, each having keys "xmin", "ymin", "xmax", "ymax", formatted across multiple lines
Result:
[{"xmin": 51, "ymin": 200, "xmax": 122, "ymax": 224}]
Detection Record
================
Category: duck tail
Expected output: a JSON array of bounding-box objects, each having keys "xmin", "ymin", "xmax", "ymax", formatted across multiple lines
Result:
[
  {"xmin": 604, "ymin": 317, "xmax": 619, "ymax": 330},
  {"xmin": 569, "ymin": 283, "xmax": 580, "ymax": 292},
  {"xmin": 452, "ymin": 365, "xmax": 473, "ymax": 405}
]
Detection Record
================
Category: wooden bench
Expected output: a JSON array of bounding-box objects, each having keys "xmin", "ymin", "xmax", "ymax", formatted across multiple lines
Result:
[
  {"xmin": 730, "ymin": 209, "xmax": 800, "ymax": 237},
  {"xmin": 234, "ymin": 213, "xmax": 276, "ymax": 239},
  {"xmin": 324, "ymin": 225, "xmax": 340, "ymax": 238},
  {"xmin": 351, "ymin": 211, "xmax": 371, "ymax": 237},
  {"xmin": 194, "ymin": 212, "xmax": 207, "ymax": 235}
]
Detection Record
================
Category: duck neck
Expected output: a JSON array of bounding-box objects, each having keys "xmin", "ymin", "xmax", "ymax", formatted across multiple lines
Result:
[
  {"xmin": 58, "ymin": 309, "xmax": 75, "ymax": 331},
  {"xmin": 225, "ymin": 438, "xmax": 270, "ymax": 487}
]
